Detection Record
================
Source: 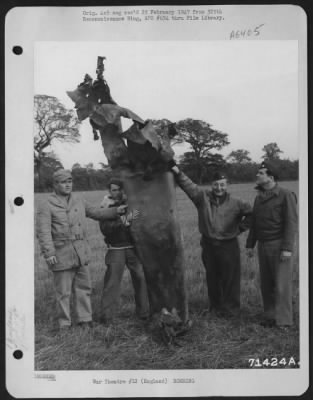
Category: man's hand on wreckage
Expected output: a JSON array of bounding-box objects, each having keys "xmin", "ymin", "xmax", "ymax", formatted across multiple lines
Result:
[
  {"xmin": 121, "ymin": 209, "xmax": 140, "ymax": 226},
  {"xmin": 126, "ymin": 209, "xmax": 140, "ymax": 223},
  {"xmin": 168, "ymin": 159, "xmax": 180, "ymax": 175},
  {"xmin": 46, "ymin": 255, "xmax": 58, "ymax": 266},
  {"xmin": 168, "ymin": 160, "xmax": 180, "ymax": 175},
  {"xmin": 117, "ymin": 205, "xmax": 128, "ymax": 215},
  {"xmin": 172, "ymin": 166, "xmax": 180, "ymax": 174}
]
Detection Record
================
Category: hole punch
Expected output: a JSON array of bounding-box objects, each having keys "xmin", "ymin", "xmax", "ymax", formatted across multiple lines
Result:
[
  {"xmin": 14, "ymin": 197, "xmax": 24, "ymax": 206},
  {"xmin": 13, "ymin": 350, "xmax": 23, "ymax": 359},
  {"xmin": 12, "ymin": 46, "xmax": 23, "ymax": 55}
]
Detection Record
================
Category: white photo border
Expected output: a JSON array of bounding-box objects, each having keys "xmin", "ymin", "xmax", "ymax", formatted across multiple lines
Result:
[{"xmin": 5, "ymin": 4, "xmax": 309, "ymax": 398}]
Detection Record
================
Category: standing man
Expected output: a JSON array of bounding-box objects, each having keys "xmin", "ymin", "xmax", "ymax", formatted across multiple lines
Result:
[
  {"xmin": 37, "ymin": 169, "xmax": 127, "ymax": 331},
  {"xmin": 99, "ymin": 179, "xmax": 150, "ymax": 324},
  {"xmin": 246, "ymin": 161, "xmax": 298, "ymax": 328},
  {"xmin": 171, "ymin": 165, "xmax": 252, "ymax": 317}
]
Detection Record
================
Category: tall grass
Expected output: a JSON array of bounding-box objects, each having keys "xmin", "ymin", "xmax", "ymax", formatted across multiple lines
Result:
[{"xmin": 35, "ymin": 182, "xmax": 299, "ymax": 370}]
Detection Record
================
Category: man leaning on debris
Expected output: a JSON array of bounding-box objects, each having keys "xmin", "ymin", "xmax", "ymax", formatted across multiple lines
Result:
[
  {"xmin": 246, "ymin": 161, "xmax": 298, "ymax": 329},
  {"xmin": 36, "ymin": 169, "xmax": 127, "ymax": 332},
  {"xmin": 170, "ymin": 163, "xmax": 252, "ymax": 318},
  {"xmin": 98, "ymin": 178, "xmax": 150, "ymax": 324}
]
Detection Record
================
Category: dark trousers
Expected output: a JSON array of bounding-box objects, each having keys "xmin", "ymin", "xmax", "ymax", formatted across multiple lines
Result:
[
  {"xmin": 258, "ymin": 240, "xmax": 293, "ymax": 326},
  {"xmin": 201, "ymin": 237, "xmax": 241, "ymax": 314},
  {"xmin": 101, "ymin": 248, "xmax": 150, "ymax": 321}
]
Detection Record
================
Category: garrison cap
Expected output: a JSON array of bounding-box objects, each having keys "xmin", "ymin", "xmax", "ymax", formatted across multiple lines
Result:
[
  {"xmin": 212, "ymin": 171, "xmax": 227, "ymax": 182},
  {"xmin": 53, "ymin": 169, "xmax": 72, "ymax": 182},
  {"xmin": 259, "ymin": 161, "xmax": 279, "ymax": 180}
]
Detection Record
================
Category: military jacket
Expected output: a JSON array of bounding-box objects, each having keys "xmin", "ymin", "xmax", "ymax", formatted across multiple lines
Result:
[
  {"xmin": 246, "ymin": 184, "xmax": 298, "ymax": 251},
  {"xmin": 37, "ymin": 192, "xmax": 118, "ymax": 271},
  {"xmin": 175, "ymin": 171, "xmax": 252, "ymax": 241}
]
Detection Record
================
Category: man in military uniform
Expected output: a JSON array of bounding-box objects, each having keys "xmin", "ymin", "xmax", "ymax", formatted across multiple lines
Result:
[
  {"xmin": 246, "ymin": 161, "xmax": 298, "ymax": 328},
  {"xmin": 99, "ymin": 179, "xmax": 150, "ymax": 323},
  {"xmin": 37, "ymin": 169, "xmax": 127, "ymax": 331},
  {"xmin": 171, "ymin": 165, "xmax": 252, "ymax": 317}
]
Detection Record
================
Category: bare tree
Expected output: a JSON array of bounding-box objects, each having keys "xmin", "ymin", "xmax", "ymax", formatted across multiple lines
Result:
[{"xmin": 34, "ymin": 95, "xmax": 81, "ymax": 187}]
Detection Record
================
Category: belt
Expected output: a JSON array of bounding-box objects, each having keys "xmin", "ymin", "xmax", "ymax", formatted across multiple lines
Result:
[
  {"xmin": 53, "ymin": 235, "xmax": 84, "ymax": 241},
  {"xmin": 201, "ymin": 235, "xmax": 237, "ymax": 246}
]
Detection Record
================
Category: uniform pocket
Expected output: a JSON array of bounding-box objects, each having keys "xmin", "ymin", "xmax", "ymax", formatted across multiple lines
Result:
[
  {"xmin": 54, "ymin": 240, "xmax": 66, "ymax": 248},
  {"xmin": 53, "ymin": 240, "xmax": 73, "ymax": 269},
  {"xmin": 271, "ymin": 204, "xmax": 283, "ymax": 221}
]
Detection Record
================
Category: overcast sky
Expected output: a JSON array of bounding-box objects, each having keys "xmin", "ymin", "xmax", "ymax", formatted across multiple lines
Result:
[{"xmin": 35, "ymin": 41, "xmax": 298, "ymax": 169}]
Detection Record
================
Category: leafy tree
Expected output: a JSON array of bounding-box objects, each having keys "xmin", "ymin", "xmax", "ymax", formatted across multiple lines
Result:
[
  {"xmin": 225, "ymin": 162, "xmax": 259, "ymax": 183},
  {"xmin": 85, "ymin": 162, "xmax": 94, "ymax": 170},
  {"xmin": 34, "ymin": 95, "xmax": 81, "ymax": 187},
  {"xmin": 265, "ymin": 158, "xmax": 298, "ymax": 181},
  {"xmin": 34, "ymin": 151, "xmax": 63, "ymax": 192},
  {"xmin": 262, "ymin": 142, "xmax": 283, "ymax": 160},
  {"xmin": 175, "ymin": 119, "xmax": 229, "ymax": 183},
  {"xmin": 179, "ymin": 152, "xmax": 225, "ymax": 183},
  {"xmin": 70, "ymin": 163, "xmax": 113, "ymax": 191},
  {"xmin": 227, "ymin": 149, "xmax": 252, "ymax": 164}
]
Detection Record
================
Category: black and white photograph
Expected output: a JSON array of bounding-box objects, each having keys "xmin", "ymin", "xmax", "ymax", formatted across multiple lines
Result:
[{"xmin": 5, "ymin": 4, "xmax": 309, "ymax": 398}]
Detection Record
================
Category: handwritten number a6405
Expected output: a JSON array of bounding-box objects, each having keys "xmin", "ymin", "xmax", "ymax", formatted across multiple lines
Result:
[{"xmin": 230, "ymin": 24, "xmax": 264, "ymax": 40}]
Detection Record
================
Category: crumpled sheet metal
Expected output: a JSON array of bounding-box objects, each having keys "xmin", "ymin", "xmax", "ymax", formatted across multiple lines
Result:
[
  {"xmin": 91, "ymin": 103, "xmax": 145, "ymax": 127},
  {"xmin": 122, "ymin": 121, "xmax": 162, "ymax": 151},
  {"xmin": 67, "ymin": 85, "xmax": 173, "ymax": 160}
]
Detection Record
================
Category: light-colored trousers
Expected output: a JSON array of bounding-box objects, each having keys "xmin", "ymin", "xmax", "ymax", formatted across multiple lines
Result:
[
  {"xmin": 53, "ymin": 265, "xmax": 92, "ymax": 327},
  {"xmin": 258, "ymin": 240, "xmax": 294, "ymax": 326}
]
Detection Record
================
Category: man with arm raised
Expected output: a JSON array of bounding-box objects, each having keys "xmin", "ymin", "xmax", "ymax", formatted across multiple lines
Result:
[{"xmin": 171, "ymin": 164, "xmax": 252, "ymax": 318}]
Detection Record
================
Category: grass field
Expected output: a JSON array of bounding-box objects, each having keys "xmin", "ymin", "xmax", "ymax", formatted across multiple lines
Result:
[{"xmin": 35, "ymin": 181, "xmax": 299, "ymax": 370}]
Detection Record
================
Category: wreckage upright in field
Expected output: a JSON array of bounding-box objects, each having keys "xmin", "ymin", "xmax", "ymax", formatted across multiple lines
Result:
[{"xmin": 67, "ymin": 57, "xmax": 190, "ymax": 334}]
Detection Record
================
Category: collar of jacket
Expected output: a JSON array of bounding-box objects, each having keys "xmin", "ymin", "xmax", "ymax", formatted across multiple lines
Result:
[
  {"xmin": 207, "ymin": 191, "xmax": 229, "ymax": 206},
  {"xmin": 255, "ymin": 184, "xmax": 280, "ymax": 202},
  {"xmin": 50, "ymin": 192, "xmax": 77, "ymax": 209}
]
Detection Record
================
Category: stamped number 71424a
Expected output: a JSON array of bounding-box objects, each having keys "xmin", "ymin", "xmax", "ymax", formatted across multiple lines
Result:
[{"xmin": 248, "ymin": 357, "xmax": 299, "ymax": 368}]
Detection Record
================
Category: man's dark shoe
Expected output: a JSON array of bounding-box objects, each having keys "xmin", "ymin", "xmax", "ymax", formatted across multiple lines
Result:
[
  {"xmin": 98, "ymin": 317, "xmax": 113, "ymax": 326},
  {"xmin": 138, "ymin": 314, "xmax": 150, "ymax": 321},
  {"xmin": 78, "ymin": 321, "xmax": 95, "ymax": 328},
  {"xmin": 276, "ymin": 325, "xmax": 292, "ymax": 332},
  {"xmin": 219, "ymin": 308, "xmax": 240, "ymax": 319},
  {"xmin": 260, "ymin": 318, "xmax": 276, "ymax": 328}
]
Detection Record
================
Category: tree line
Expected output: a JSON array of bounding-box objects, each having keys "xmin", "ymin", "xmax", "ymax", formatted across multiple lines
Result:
[{"xmin": 34, "ymin": 95, "xmax": 298, "ymax": 192}]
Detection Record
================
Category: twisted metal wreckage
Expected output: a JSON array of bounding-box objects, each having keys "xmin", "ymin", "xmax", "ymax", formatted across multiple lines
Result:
[{"xmin": 67, "ymin": 57, "xmax": 192, "ymax": 344}]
